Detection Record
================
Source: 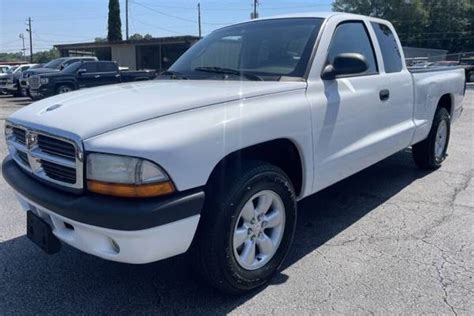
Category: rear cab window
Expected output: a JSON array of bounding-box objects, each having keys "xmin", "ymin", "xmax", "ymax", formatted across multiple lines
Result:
[
  {"xmin": 371, "ymin": 22, "xmax": 403, "ymax": 73},
  {"xmin": 98, "ymin": 62, "xmax": 117, "ymax": 72},
  {"xmin": 326, "ymin": 21, "xmax": 378, "ymax": 76}
]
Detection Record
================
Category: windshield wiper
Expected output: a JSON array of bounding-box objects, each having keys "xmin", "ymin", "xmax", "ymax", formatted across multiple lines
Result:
[
  {"xmin": 193, "ymin": 67, "xmax": 264, "ymax": 81},
  {"xmin": 162, "ymin": 70, "xmax": 188, "ymax": 80}
]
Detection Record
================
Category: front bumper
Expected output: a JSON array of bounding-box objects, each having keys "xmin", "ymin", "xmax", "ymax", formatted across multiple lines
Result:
[
  {"xmin": 5, "ymin": 83, "xmax": 17, "ymax": 92},
  {"xmin": 29, "ymin": 86, "xmax": 53, "ymax": 98},
  {"xmin": 2, "ymin": 157, "xmax": 205, "ymax": 263}
]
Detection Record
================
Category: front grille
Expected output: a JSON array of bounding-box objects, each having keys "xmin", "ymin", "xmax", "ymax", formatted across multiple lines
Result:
[
  {"xmin": 17, "ymin": 151, "xmax": 30, "ymax": 167},
  {"xmin": 6, "ymin": 123, "xmax": 83, "ymax": 190},
  {"xmin": 40, "ymin": 160, "xmax": 76, "ymax": 184},
  {"xmin": 38, "ymin": 135, "xmax": 76, "ymax": 160},
  {"xmin": 12, "ymin": 127, "xmax": 26, "ymax": 145},
  {"xmin": 28, "ymin": 76, "xmax": 40, "ymax": 89}
]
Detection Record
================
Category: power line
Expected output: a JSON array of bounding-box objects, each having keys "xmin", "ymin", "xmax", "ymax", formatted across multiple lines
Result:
[
  {"xmin": 131, "ymin": 0, "xmax": 229, "ymax": 25},
  {"xmin": 131, "ymin": 16, "xmax": 182, "ymax": 35}
]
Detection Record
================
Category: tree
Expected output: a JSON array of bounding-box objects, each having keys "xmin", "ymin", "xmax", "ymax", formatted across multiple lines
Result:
[
  {"xmin": 129, "ymin": 33, "xmax": 143, "ymax": 41},
  {"xmin": 33, "ymin": 48, "xmax": 60, "ymax": 63},
  {"xmin": 107, "ymin": 0, "xmax": 122, "ymax": 41},
  {"xmin": 333, "ymin": 0, "xmax": 472, "ymax": 53},
  {"xmin": 0, "ymin": 52, "xmax": 23, "ymax": 62},
  {"xmin": 129, "ymin": 33, "xmax": 153, "ymax": 41},
  {"xmin": 94, "ymin": 37, "xmax": 107, "ymax": 43}
]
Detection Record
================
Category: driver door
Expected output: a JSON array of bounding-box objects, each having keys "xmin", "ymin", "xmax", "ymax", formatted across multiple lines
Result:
[
  {"xmin": 307, "ymin": 20, "xmax": 387, "ymax": 192},
  {"xmin": 77, "ymin": 62, "xmax": 99, "ymax": 88}
]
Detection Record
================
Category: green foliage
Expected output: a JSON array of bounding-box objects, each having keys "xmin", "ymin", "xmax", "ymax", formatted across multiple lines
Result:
[
  {"xmin": 94, "ymin": 37, "xmax": 107, "ymax": 43},
  {"xmin": 0, "ymin": 49, "xmax": 59, "ymax": 64},
  {"xmin": 129, "ymin": 33, "xmax": 153, "ymax": 41},
  {"xmin": 32, "ymin": 48, "xmax": 60, "ymax": 63},
  {"xmin": 129, "ymin": 33, "xmax": 144, "ymax": 41},
  {"xmin": 0, "ymin": 52, "xmax": 23, "ymax": 62},
  {"xmin": 107, "ymin": 0, "xmax": 122, "ymax": 41},
  {"xmin": 332, "ymin": 0, "xmax": 473, "ymax": 53}
]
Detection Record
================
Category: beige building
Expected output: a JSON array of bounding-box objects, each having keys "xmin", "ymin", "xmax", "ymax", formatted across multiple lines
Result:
[{"xmin": 55, "ymin": 36, "xmax": 200, "ymax": 71}]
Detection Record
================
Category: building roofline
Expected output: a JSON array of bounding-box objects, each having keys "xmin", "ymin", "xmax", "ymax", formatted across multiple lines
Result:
[{"xmin": 54, "ymin": 35, "xmax": 200, "ymax": 49}]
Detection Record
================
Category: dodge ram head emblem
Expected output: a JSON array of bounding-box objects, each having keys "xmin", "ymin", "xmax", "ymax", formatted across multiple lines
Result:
[{"xmin": 26, "ymin": 132, "xmax": 37, "ymax": 148}]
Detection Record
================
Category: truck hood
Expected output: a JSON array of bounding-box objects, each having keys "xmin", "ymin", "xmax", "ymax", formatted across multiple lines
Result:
[
  {"xmin": 24, "ymin": 68, "xmax": 59, "ymax": 76},
  {"xmin": 9, "ymin": 80, "xmax": 306, "ymax": 139}
]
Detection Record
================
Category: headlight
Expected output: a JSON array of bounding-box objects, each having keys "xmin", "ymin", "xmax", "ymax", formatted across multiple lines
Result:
[
  {"xmin": 4, "ymin": 124, "xmax": 13, "ymax": 139},
  {"xmin": 86, "ymin": 153, "xmax": 175, "ymax": 198},
  {"xmin": 40, "ymin": 78, "xmax": 49, "ymax": 84}
]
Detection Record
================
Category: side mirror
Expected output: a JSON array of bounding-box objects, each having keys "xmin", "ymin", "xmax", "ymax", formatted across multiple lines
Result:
[
  {"xmin": 322, "ymin": 53, "xmax": 369, "ymax": 80},
  {"xmin": 77, "ymin": 69, "xmax": 87, "ymax": 75}
]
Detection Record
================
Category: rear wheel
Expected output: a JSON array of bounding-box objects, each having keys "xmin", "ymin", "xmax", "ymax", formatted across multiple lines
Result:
[
  {"xmin": 192, "ymin": 161, "xmax": 297, "ymax": 294},
  {"xmin": 412, "ymin": 107, "xmax": 451, "ymax": 170}
]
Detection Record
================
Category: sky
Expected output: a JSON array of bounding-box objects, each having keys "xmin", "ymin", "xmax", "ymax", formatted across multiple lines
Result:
[{"xmin": 0, "ymin": 0, "xmax": 333, "ymax": 54}]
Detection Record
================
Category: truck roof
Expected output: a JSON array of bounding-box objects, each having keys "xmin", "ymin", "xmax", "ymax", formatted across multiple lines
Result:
[{"xmin": 229, "ymin": 12, "xmax": 391, "ymax": 28}]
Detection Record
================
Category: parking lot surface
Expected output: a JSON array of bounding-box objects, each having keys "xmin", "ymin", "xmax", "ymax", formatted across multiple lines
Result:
[{"xmin": 0, "ymin": 88, "xmax": 473, "ymax": 315}]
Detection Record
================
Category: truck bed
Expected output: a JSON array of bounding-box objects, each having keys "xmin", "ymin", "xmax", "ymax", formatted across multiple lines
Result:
[{"xmin": 409, "ymin": 67, "xmax": 465, "ymax": 145}]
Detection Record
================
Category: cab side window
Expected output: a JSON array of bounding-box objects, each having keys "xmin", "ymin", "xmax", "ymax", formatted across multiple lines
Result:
[
  {"xmin": 326, "ymin": 21, "xmax": 378, "ymax": 75},
  {"xmin": 371, "ymin": 22, "xmax": 403, "ymax": 73}
]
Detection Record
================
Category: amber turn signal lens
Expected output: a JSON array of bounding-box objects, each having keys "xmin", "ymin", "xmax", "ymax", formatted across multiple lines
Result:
[{"xmin": 87, "ymin": 180, "xmax": 175, "ymax": 198}]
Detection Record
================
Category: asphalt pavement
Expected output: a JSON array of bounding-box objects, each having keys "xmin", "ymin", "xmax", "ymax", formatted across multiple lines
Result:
[{"xmin": 0, "ymin": 87, "xmax": 473, "ymax": 315}]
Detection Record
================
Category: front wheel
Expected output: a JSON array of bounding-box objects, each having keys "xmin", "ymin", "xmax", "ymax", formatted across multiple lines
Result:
[
  {"xmin": 56, "ymin": 84, "xmax": 73, "ymax": 95},
  {"xmin": 412, "ymin": 107, "xmax": 451, "ymax": 170},
  {"xmin": 192, "ymin": 161, "xmax": 297, "ymax": 294}
]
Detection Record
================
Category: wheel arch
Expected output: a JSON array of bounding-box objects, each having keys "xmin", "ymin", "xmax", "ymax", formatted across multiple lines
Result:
[
  {"xmin": 206, "ymin": 138, "xmax": 305, "ymax": 197},
  {"xmin": 437, "ymin": 93, "xmax": 452, "ymax": 117}
]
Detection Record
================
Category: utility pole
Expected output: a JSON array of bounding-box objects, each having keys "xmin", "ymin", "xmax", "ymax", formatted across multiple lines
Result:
[
  {"xmin": 26, "ymin": 17, "xmax": 33, "ymax": 62},
  {"xmin": 19, "ymin": 33, "xmax": 26, "ymax": 60},
  {"xmin": 125, "ymin": 0, "xmax": 129, "ymax": 40},
  {"xmin": 198, "ymin": 3, "xmax": 202, "ymax": 38},
  {"xmin": 252, "ymin": 0, "xmax": 258, "ymax": 19}
]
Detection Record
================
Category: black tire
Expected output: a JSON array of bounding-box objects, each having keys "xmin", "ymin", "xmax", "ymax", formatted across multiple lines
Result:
[
  {"xmin": 27, "ymin": 89, "xmax": 42, "ymax": 101},
  {"xmin": 56, "ymin": 84, "xmax": 73, "ymax": 95},
  {"xmin": 192, "ymin": 160, "xmax": 297, "ymax": 295},
  {"xmin": 412, "ymin": 107, "xmax": 451, "ymax": 170},
  {"xmin": 13, "ymin": 85, "xmax": 22, "ymax": 97}
]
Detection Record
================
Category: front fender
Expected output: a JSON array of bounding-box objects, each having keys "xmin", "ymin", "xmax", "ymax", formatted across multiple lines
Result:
[{"xmin": 83, "ymin": 89, "xmax": 313, "ymax": 196}]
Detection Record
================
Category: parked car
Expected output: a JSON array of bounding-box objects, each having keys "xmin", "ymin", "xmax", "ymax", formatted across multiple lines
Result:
[
  {"xmin": 0, "ymin": 66, "xmax": 18, "ymax": 95},
  {"xmin": 28, "ymin": 61, "xmax": 156, "ymax": 99},
  {"xmin": 0, "ymin": 65, "xmax": 12, "ymax": 74},
  {"xmin": 0, "ymin": 64, "xmax": 39, "ymax": 97},
  {"xmin": 2, "ymin": 13, "xmax": 466, "ymax": 294},
  {"xmin": 460, "ymin": 58, "xmax": 474, "ymax": 82},
  {"xmin": 20, "ymin": 57, "xmax": 98, "ymax": 98}
]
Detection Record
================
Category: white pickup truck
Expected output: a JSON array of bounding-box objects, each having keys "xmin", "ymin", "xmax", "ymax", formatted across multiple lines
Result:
[{"xmin": 3, "ymin": 12, "xmax": 466, "ymax": 294}]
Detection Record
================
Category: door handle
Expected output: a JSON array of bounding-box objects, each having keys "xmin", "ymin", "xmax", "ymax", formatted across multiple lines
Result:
[
  {"xmin": 379, "ymin": 89, "xmax": 390, "ymax": 101},
  {"xmin": 94, "ymin": 75, "xmax": 101, "ymax": 78}
]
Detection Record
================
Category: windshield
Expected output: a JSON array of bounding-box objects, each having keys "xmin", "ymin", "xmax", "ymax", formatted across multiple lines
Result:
[
  {"xmin": 62, "ymin": 62, "xmax": 82, "ymax": 73},
  {"xmin": 169, "ymin": 18, "xmax": 323, "ymax": 81},
  {"xmin": 6, "ymin": 67, "xmax": 18, "ymax": 74},
  {"xmin": 43, "ymin": 58, "xmax": 67, "ymax": 69}
]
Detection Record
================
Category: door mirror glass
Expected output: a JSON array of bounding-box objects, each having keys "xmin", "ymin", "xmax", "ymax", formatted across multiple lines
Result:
[{"xmin": 322, "ymin": 53, "xmax": 369, "ymax": 80}]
